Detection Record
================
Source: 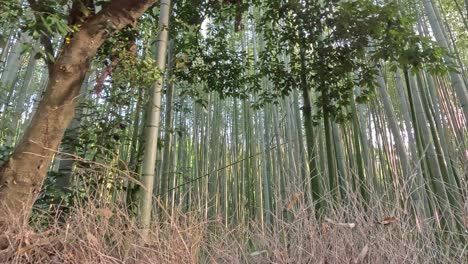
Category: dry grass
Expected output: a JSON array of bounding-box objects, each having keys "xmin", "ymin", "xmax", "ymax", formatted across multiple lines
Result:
[
  {"xmin": 0, "ymin": 194, "xmax": 466, "ymax": 264},
  {"xmin": 0, "ymin": 157, "xmax": 465, "ymax": 263}
]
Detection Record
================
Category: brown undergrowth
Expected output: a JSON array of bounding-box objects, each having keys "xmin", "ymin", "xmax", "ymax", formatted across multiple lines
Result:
[
  {"xmin": 0, "ymin": 156, "xmax": 466, "ymax": 263},
  {"xmin": 0, "ymin": 196, "xmax": 465, "ymax": 264}
]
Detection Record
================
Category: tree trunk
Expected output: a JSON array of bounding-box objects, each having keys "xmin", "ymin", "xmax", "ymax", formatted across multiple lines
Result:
[
  {"xmin": 0, "ymin": 0, "xmax": 157, "ymax": 222},
  {"xmin": 55, "ymin": 74, "xmax": 91, "ymax": 191}
]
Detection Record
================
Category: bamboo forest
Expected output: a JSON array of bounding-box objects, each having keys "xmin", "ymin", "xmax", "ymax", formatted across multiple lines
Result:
[{"xmin": 0, "ymin": 0, "xmax": 466, "ymax": 263}]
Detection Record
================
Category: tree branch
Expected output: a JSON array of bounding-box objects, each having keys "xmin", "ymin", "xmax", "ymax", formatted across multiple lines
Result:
[
  {"xmin": 54, "ymin": 0, "xmax": 157, "ymax": 68},
  {"xmin": 27, "ymin": 0, "xmax": 55, "ymax": 70}
]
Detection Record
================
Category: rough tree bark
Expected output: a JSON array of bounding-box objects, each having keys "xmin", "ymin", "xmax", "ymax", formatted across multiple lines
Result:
[{"xmin": 0, "ymin": 0, "xmax": 157, "ymax": 222}]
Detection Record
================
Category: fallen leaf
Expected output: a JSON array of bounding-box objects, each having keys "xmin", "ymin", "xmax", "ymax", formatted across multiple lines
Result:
[
  {"xmin": 325, "ymin": 217, "xmax": 356, "ymax": 228},
  {"xmin": 379, "ymin": 217, "xmax": 398, "ymax": 225},
  {"xmin": 286, "ymin": 192, "xmax": 301, "ymax": 210},
  {"xmin": 250, "ymin": 250, "xmax": 268, "ymax": 256},
  {"xmin": 340, "ymin": 222, "xmax": 356, "ymax": 228}
]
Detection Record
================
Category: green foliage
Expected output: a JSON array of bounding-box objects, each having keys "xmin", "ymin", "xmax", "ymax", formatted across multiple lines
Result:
[
  {"xmin": 113, "ymin": 54, "xmax": 161, "ymax": 89},
  {"xmin": 97, "ymin": 27, "xmax": 162, "ymax": 90},
  {"xmin": 173, "ymin": 0, "xmax": 253, "ymax": 29},
  {"xmin": 257, "ymin": 0, "xmax": 451, "ymax": 121},
  {"xmin": 0, "ymin": 145, "xmax": 13, "ymax": 167},
  {"xmin": 172, "ymin": 0, "xmax": 261, "ymax": 102},
  {"xmin": 34, "ymin": 172, "xmax": 74, "ymax": 211},
  {"xmin": 172, "ymin": 0, "xmax": 452, "ymax": 122},
  {"xmin": 0, "ymin": 0, "xmax": 24, "ymax": 31},
  {"xmin": 1, "ymin": 0, "xmax": 71, "ymax": 64},
  {"xmin": 77, "ymin": 97, "xmax": 132, "ymax": 155},
  {"xmin": 24, "ymin": 1, "xmax": 70, "ymax": 36},
  {"xmin": 31, "ymin": 171, "xmax": 74, "ymax": 227},
  {"xmin": 176, "ymin": 25, "xmax": 255, "ymax": 99},
  {"xmin": 374, "ymin": 15, "xmax": 451, "ymax": 75}
]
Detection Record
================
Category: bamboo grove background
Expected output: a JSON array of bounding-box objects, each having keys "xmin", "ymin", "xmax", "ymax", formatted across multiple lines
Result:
[{"xmin": 0, "ymin": 0, "xmax": 466, "ymax": 253}]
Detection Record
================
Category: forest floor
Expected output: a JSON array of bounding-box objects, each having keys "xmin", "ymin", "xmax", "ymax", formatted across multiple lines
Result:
[{"xmin": 0, "ymin": 196, "xmax": 466, "ymax": 264}]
